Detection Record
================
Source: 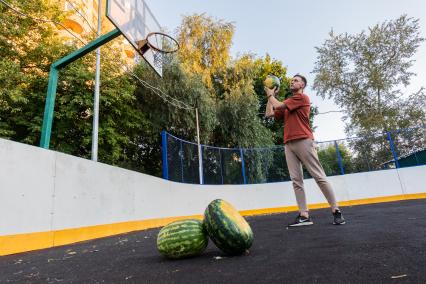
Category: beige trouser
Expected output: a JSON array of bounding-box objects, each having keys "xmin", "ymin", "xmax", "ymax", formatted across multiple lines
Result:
[{"xmin": 285, "ymin": 138, "xmax": 338, "ymax": 213}]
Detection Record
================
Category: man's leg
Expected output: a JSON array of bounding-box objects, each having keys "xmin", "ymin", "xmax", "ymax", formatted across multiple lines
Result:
[
  {"xmin": 292, "ymin": 139, "xmax": 339, "ymax": 212},
  {"xmin": 285, "ymin": 142, "xmax": 309, "ymax": 215}
]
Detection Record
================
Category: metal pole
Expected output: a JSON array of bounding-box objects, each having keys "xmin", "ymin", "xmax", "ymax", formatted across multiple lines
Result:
[
  {"xmin": 195, "ymin": 108, "xmax": 203, "ymax": 184},
  {"xmin": 240, "ymin": 148, "xmax": 247, "ymax": 184},
  {"xmin": 40, "ymin": 67, "xmax": 59, "ymax": 148},
  {"xmin": 161, "ymin": 131, "xmax": 169, "ymax": 180},
  {"xmin": 91, "ymin": 0, "xmax": 102, "ymax": 161},
  {"xmin": 180, "ymin": 140, "xmax": 184, "ymax": 182},
  {"xmin": 40, "ymin": 28, "xmax": 121, "ymax": 149},
  {"xmin": 219, "ymin": 149, "xmax": 224, "ymax": 184},
  {"xmin": 387, "ymin": 131, "xmax": 400, "ymax": 168}
]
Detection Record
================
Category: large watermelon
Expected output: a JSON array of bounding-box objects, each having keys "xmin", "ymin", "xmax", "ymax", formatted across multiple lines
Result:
[
  {"xmin": 157, "ymin": 219, "xmax": 208, "ymax": 259},
  {"xmin": 203, "ymin": 199, "xmax": 253, "ymax": 255},
  {"xmin": 263, "ymin": 75, "xmax": 281, "ymax": 90}
]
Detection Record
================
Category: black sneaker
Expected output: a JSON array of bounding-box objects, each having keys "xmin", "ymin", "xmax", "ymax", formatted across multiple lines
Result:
[
  {"xmin": 333, "ymin": 209, "xmax": 346, "ymax": 225},
  {"xmin": 287, "ymin": 214, "xmax": 314, "ymax": 227}
]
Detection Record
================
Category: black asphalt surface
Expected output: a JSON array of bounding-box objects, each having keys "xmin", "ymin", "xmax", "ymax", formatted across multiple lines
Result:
[{"xmin": 1, "ymin": 199, "xmax": 425, "ymax": 283}]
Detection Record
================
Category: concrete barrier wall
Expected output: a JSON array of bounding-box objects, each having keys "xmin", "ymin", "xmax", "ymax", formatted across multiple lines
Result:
[
  {"xmin": 0, "ymin": 139, "xmax": 56, "ymax": 235},
  {"xmin": 1, "ymin": 138, "xmax": 425, "ymax": 254}
]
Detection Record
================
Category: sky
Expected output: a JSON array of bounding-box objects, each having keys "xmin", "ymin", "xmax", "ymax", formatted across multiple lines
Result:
[{"xmin": 145, "ymin": 0, "xmax": 426, "ymax": 141}]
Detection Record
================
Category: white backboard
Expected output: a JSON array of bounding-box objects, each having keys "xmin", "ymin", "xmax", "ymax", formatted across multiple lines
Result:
[{"xmin": 106, "ymin": 0, "xmax": 162, "ymax": 76}]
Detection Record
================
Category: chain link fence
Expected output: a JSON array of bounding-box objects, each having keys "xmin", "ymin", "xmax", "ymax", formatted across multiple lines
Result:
[{"xmin": 162, "ymin": 126, "xmax": 426, "ymax": 184}]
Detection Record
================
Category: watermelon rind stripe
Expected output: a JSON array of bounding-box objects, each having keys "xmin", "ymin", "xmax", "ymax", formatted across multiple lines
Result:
[{"xmin": 157, "ymin": 219, "xmax": 208, "ymax": 259}]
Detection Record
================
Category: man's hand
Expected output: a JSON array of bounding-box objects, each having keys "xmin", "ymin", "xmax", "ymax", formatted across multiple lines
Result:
[
  {"xmin": 264, "ymin": 86, "xmax": 279, "ymax": 98},
  {"xmin": 264, "ymin": 86, "xmax": 286, "ymax": 113}
]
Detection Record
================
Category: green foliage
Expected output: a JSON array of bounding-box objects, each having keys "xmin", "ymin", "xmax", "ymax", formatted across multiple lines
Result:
[
  {"xmin": 0, "ymin": 3, "xmax": 321, "ymax": 180},
  {"xmin": 177, "ymin": 14, "xmax": 282, "ymax": 149},
  {"xmin": 313, "ymin": 15, "xmax": 425, "ymax": 136},
  {"xmin": 0, "ymin": 0, "xmax": 68, "ymax": 141},
  {"xmin": 177, "ymin": 13, "xmax": 234, "ymax": 91},
  {"xmin": 252, "ymin": 54, "xmax": 318, "ymax": 144},
  {"xmin": 0, "ymin": 0, "xmax": 143, "ymax": 168},
  {"xmin": 174, "ymin": 14, "xmax": 291, "ymax": 181},
  {"xmin": 128, "ymin": 57, "xmax": 215, "ymax": 175},
  {"xmin": 313, "ymin": 15, "xmax": 425, "ymax": 170},
  {"xmin": 317, "ymin": 143, "xmax": 354, "ymax": 176},
  {"xmin": 213, "ymin": 54, "xmax": 274, "ymax": 148},
  {"xmin": 252, "ymin": 54, "xmax": 289, "ymax": 144}
]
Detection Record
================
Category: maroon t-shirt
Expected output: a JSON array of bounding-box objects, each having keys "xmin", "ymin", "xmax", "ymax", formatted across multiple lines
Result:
[{"xmin": 274, "ymin": 93, "xmax": 314, "ymax": 143}]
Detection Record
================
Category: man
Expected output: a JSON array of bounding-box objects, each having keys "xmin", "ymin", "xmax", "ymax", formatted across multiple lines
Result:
[{"xmin": 265, "ymin": 74, "xmax": 345, "ymax": 226}]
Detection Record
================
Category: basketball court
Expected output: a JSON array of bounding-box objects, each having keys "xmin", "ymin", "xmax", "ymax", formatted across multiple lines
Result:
[
  {"xmin": 2, "ymin": 1, "xmax": 425, "ymax": 283},
  {"xmin": 1, "ymin": 199, "xmax": 425, "ymax": 283}
]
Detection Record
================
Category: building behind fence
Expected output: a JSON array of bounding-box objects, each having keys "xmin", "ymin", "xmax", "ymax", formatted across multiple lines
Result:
[{"xmin": 161, "ymin": 126, "xmax": 426, "ymax": 185}]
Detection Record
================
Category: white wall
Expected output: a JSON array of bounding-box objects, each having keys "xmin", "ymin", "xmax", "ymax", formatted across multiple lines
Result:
[
  {"xmin": 0, "ymin": 139, "xmax": 56, "ymax": 235},
  {"xmin": 1, "ymin": 138, "xmax": 425, "ymax": 236}
]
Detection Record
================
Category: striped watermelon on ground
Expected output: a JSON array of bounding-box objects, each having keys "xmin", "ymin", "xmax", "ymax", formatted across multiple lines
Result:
[
  {"xmin": 203, "ymin": 199, "xmax": 254, "ymax": 255},
  {"xmin": 157, "ymin": 219, "xmax": 208, "ymax": 259}
]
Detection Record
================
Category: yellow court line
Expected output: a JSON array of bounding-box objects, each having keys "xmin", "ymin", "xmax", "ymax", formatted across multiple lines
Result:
[
  {"xmin": 0, "ymin": 215, "xmax": 203, "ymax": 256},
  {"xmin": 240, "ymin": 193, "xmax": 426, "ymax": 216},
  {"xmin": 1, "ymin": 192, "xmax": 425, "ymax": 256}
]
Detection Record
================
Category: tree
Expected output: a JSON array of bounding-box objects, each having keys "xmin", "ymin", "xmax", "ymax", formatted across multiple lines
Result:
[
  {"xmin": 176, "ymin": 14, "xmax": 275, "ymax": 148},
  {"xmin": 312, "ymin": 15, "xmax": 425, "ymax": 136},
  {"xmin": 212, "ymin": 54, "xmax": 284, "ymax": 183},
  {"xmin": 128, "ymin": 57, "xmax": 216, "ymax": 176},
  {"xmin": 0, "ymin": 0, "xmax": 67, "ymax": 140},
  {"xmin": 0, "ymin": 0, "xmax": 145, "ymax": 169},
  {"xmin": 213, "ymin": 54, "xmax": 274, "ymax": 148},
  {"xmin": 312, "ymin": 15, "xmax": 425, "ymax": 169},
  {"xmin": 177, "ymin": 13, "xmax": 234, "ymax": 92},
  {"xmin": 317, "ymin": 143, "xmax": 354, "ymax": 176},
  {"xmin": 252, "ymin": 54, "xmax": 289, "ymax": 145},
  {"xmin": 252, "ymin": 54, "xmax": 319, "ymax": 145},
  {"xmin": 175, "ymin": 14, "xmax": 281, "ymax": 182}
]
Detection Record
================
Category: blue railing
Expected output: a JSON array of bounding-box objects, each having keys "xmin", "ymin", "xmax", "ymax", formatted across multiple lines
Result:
[{"xmin": 161, "ymin": 125, "xmax": 426, "ymax": 184}]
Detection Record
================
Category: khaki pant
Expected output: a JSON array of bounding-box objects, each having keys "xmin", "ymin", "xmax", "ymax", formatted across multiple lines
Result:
[{"xmin": 285, "ymin": 138, "xmax": 338, "ymax": 213}]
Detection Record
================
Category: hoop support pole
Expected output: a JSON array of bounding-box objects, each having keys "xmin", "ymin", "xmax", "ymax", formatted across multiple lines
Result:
[{"xmin": 40, "ymin": 29, "xmax": 121, "ymax": 149}]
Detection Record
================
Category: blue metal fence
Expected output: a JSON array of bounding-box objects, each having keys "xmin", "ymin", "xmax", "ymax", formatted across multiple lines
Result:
[{"xmin": 161, "ymin": 125, "xmax": 426, "ymax": 184}]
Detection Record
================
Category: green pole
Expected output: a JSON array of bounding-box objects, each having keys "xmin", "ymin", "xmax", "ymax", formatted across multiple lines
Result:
[
  {"xmin": 40, "ymin": 29, "xmax": 121, "ymax": 149},
  {"xmin": 40, "ymin": 67, "xmax": 59, "ymax": 148}
]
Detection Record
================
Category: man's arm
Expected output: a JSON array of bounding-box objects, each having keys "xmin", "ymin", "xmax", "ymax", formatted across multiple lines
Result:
[
  {"xmin": 265, "ymin": 98, "xmax": 274, "ymax": 117},
  {"xmin": 264, "ymin": 87, "xmax": 286, "ymax": 117}
]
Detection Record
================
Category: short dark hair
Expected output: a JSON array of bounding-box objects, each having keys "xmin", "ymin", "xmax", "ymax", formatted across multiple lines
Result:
[{"xmin": 294, "ymin": 74, "xmax": 307, "ymax": 87}]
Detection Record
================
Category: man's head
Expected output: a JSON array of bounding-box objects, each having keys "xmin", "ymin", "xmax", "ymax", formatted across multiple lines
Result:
[{"xmin": 290, "ymin": 74, "xmax": 307, "ymax": 93}]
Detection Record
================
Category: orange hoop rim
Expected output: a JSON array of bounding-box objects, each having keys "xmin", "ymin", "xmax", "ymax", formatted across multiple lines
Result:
[{"xmin": 145, "ymin": 32, "xmax": 179, "ymax": 53}]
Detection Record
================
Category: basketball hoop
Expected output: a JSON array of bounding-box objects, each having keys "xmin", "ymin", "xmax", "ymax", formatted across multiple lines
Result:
[{"xmin": 137, "ymin": 32, "xmax": 179, "ymax": 69}]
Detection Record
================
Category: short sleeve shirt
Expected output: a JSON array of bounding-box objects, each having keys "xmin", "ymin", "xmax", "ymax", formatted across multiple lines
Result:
[{"xmin": 274, "ymin": 93, "xmax": 314, "ymax": 143}]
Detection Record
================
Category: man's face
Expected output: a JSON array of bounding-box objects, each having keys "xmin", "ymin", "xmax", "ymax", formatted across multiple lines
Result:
[{"xmin": 290, "ymin": 76, "xmax": 305, "ymax": 92}]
